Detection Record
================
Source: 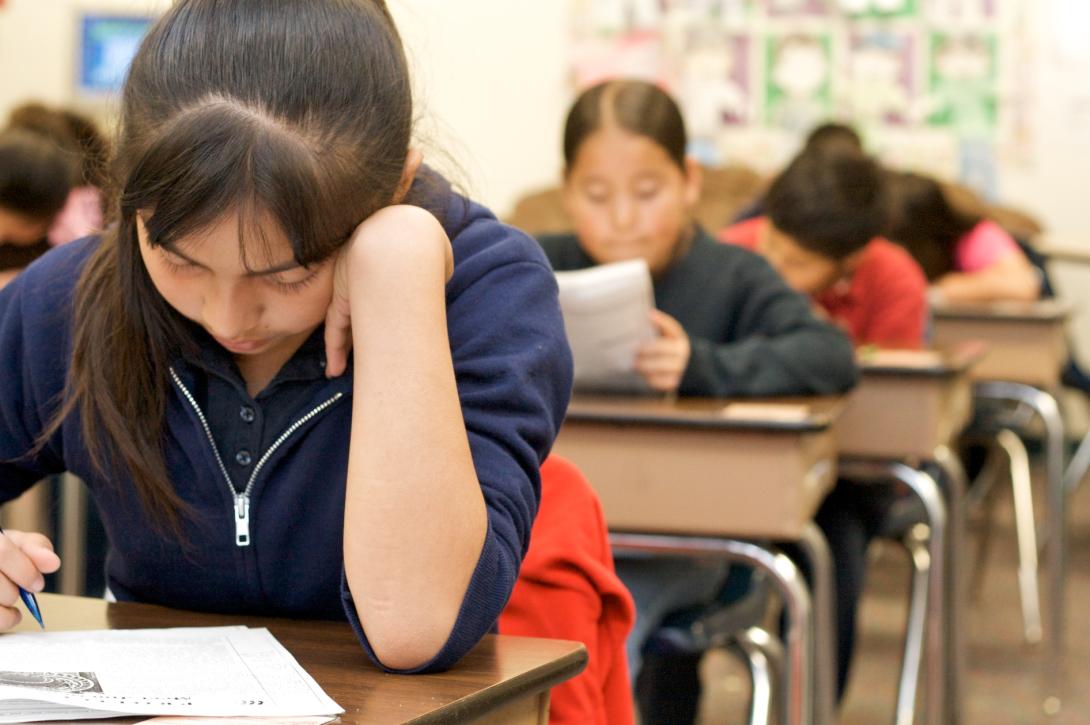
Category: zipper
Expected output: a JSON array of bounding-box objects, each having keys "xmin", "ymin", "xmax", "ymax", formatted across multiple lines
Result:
[{"xmin": 169, "ymin": 367, "xmax": 344, "ymax": 547}]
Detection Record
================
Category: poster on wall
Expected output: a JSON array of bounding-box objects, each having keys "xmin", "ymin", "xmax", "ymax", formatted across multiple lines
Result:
[
  {"xmin": 926, "ymin": 0, "xmax": 998, "ymax": 24},
  {"xmin": 846, "ymin": 30, "xmax": 917, "ymax": 124},
  {"xmin": 837, "ymin": 0, "xmax": 919, "ymax": 19},
  {"xmin": 675, "ymin": 0, "xmax": 753, "ymax": 23},
  {"xmin": 765, "ymin": 32, "xmax": 833, "ymax": 132},
  {"xmin": 765, "ymin": 0, "xmax": 831, "ymax": 17},
  {"xmin": 570, "ymin": 31, "xmax": 668, "ymax": 88},
  {"xmin": 927, "ymin": 32, "xmax": 998, "ymax": 137}
]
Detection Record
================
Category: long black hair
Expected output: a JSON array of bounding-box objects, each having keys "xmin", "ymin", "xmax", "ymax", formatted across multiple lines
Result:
[{"xmin": 887, "ymin": 171, "xmax": 982, "ymax": 280}]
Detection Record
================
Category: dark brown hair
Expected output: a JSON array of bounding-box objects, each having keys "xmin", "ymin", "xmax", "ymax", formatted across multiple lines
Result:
[
  {"xmin": 886, "ymin": 171, "xmax": 982, "ymax": 281},
  {"xmin": 0, "ymin": 128, "xmax": 74, "ymax": 221},
  {"xmin": 766, "ymin": 149, "xmax": 889, "ymax": 260},
  {"xmin": 8, "ymin": 103, "xmax": 109, "ymax": 189},
  {"xmin": 44, "ymin": 0, "xmax": 419, "ymax": 531},
  {"xmin": 563, "ymin": 80, "xmax": 688, "ymax": 171},
  {"xmin": 803, "ymin": 121, "xmax": 863, "ymax": 158}
]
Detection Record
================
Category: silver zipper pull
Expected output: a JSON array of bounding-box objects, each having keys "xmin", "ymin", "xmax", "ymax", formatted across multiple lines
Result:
[{"xmin": 234, "ymin": 494, "xmax": 251, "ymax": 547}]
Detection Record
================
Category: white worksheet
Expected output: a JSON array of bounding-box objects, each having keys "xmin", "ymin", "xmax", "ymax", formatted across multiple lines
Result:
[{"xmin": 0, "ymin": 627, "xmax": 343, "ymax": 723}]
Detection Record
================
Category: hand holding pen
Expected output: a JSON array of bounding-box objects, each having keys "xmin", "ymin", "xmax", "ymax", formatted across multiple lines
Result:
[{"xmin": 0, "ymin": 526, "xmax": 60, "ymax": 629}]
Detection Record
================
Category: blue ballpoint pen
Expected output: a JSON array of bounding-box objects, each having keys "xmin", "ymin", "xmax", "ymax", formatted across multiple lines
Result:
[{"xmin": 0, "ymin": 526, "xmax": 44, "ymax": 628}]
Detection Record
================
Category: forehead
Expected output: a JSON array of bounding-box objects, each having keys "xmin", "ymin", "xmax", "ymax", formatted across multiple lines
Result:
[
  {"xmin": 147, "ymin": 209, "xmax": 298, "ymax": 272},
  {"xmin": 569, "ymin": 126, "xmax": 679, "ymax": 180}
]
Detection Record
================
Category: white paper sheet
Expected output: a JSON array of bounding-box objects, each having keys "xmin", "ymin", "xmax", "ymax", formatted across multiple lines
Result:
[
  {"xmin": 555, "ymin": 259, "xmax": 656, "ymax": 393},
  {"xmin": 0, "ymin": 627, "xmax": 343, "ymax": 723}
]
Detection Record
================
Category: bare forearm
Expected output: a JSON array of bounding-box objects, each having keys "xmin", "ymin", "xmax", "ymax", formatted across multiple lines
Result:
[
  {"xmin": 342, "ymin": 207, "xmax": 486, "ymax": 670},
  {"xmin": 934, "ymin": 266, "xmax": 1040, "ymax": 304},
  {"xmin": 935, "ymin": 251, "xmax": 1041, "ymax": 304}
]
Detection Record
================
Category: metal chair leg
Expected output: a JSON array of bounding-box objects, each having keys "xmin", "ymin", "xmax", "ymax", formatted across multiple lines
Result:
[
  {"xmin": 995, "ymin": 429, "xmax": 1044, "ymax": 644},
  {"xmin": 898, "ymin": 522, "xmax": 932, "ymax": 725},
  {"xmin": 729, "ymin": 627, "xmax": 781, "ymax": 725}
]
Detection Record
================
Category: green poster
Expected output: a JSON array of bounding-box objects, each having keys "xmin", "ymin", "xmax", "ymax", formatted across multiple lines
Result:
[
  {"xmin": 765, "ymin": 33, "xmax": 833, "ymax": 131},
  {"xmin": 928, "ymin": 32, "xmax": 998, "ymax": 137}
]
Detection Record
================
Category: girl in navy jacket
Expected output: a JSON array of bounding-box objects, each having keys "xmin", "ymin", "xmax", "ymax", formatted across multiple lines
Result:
[{"xmin": 0, "ymin": 0, "xmax": 572, "ymax": 674}]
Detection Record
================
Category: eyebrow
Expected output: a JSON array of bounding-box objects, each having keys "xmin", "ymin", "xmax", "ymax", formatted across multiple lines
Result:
[{"xmin": 164, "ymin": 247, "xmax": 303, "ymax": 276}]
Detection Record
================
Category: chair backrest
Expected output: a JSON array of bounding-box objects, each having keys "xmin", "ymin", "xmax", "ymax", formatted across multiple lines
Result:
[
  {"xmin": 498, "ymin": 455, "xmax": 636, "ymax": 725},
  {"xmin": 506, "ymin": 164, "xmax": 766, "ymax": 237}
]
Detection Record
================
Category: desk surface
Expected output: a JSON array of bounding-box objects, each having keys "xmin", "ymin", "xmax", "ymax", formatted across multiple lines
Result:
[
  {"xmin": 10, "ymin": 594, "xmax": 588, "ymax": 725},
  {"xmin": 931, "ymin": 299, "xmax": 1072, "ymax": 322},
  {"xmin": 566, "ymin": 394, "xmax": 844, "ymax": 433},
  {"xmin": 856, "ymin": 342, "xmax": 988, "ymax": 378}
]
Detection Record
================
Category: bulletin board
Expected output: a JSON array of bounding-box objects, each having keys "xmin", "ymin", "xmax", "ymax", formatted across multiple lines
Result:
[{"xmin": 569, "ymin": 0, "xmax": 1035, "ymax": 198}]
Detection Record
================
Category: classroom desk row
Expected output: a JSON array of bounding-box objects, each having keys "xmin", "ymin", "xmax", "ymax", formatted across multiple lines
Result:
[{"xmin": 554, "ymin": 300, "xmax": 1074, "ymax": 725}]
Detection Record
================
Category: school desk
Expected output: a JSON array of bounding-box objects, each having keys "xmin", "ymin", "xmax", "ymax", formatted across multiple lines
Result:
[
  {"xmin": 932, "ymin": 301, "xmax": 1071, "ymax": 714},
  {"xmin": 837, "ymin": 344, "xmax": 985, "ymax": 725},
  {"xmin": 552, "ymin": 394, "xmax": 845, "ymax": 725},
  {"xmin": 10, "ymin": 593, "xmax": 587, "ymax": 725}
]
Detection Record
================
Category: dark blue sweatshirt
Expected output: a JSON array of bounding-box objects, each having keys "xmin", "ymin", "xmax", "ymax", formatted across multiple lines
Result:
[{"xmin": 0, "ymin": 194, "xmax": 573, "ymax": 673}]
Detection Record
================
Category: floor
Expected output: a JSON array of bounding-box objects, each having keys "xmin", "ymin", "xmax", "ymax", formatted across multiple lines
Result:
[{"xmin": 694, "ymin": 459, "xmax": 1090, "ymax": 724}]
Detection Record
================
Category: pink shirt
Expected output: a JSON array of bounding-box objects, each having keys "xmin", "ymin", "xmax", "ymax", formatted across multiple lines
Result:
[{"xmin": 954, "ymin": 219, "xmax": 1021, "ymax": 273}]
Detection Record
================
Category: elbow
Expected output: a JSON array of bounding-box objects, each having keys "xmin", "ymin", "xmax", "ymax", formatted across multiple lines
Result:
[{"xmin": 362, "ymin": 603, "xmax": 460, "ymax": 672}]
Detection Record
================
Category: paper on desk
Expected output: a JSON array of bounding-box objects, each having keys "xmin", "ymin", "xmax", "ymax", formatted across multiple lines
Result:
[
  {"xmin": 138, "ymin": 718, "xmax": 336, "ymax": 724},
  {"xmin": 0, "ymin": 627, "xmax": 343, "ymax": 723},
  {"xmin": 555, "ymin": 259, "xmax": 655, "ymax": 393}
]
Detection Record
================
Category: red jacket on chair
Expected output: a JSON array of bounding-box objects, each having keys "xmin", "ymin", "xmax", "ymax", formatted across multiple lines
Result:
[{"xmin": 499, "ymin": 455, "xmax": 636, "ymax": 724}]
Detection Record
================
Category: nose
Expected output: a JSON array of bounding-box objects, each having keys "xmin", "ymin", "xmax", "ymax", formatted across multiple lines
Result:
[
  {"xmin": 202, "ymin": 281, "xmax": 261, "ymax": 340},
  {"xmin": 609, "ymin": 196, "xmax": 637, "ymax": 232}
]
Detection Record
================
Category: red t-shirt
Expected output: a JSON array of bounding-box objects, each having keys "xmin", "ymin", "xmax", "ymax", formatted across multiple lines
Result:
[{"xmin": 720, "ymin": 217, "xmax": 928, "ymax": 348}]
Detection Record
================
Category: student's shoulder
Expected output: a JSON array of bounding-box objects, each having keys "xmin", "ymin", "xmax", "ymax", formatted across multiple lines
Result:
[
  {"xmin": 439, "ymin": 195, "xmax": 556, "ymax": 284},
  {"xmin": 1, "ymin": 236, "xmax": 99, "ymax": 319},
  {"xmin": 689, "ymin": 228, "xmax": 777, "ymax": 277},
  {"xmin": 534, "ymin": 232, "xmax": 588, "ymax": 271},
  {"xmin": 861, "ymin": 238, "xmax": 928, "ymax": 289}
]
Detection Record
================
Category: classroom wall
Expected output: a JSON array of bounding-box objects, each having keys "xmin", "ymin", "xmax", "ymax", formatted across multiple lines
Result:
[{"xmin": 2, "ymin": 0, "xmax": 1086, "ymax": 245}]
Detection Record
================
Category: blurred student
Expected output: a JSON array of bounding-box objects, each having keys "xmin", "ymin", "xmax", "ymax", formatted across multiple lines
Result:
[
  {"xmin": 731, "ymin": 121, "xmax": 865, "ymax": 224},
  {"xmin": 7, "ymin": 102, "xmax": 107, "ymax": 246},
  {"xmin": 887, "ymin": 171, "xmax": 1041, "ymax": 304},
  {"xmin": 537, "ymin": 78, "xmax": 857, "ymax": 723},
  {"xmin": 722, "ymin": 150, "xmax": 928, "ymax": 349},
  {"xmin": 722, "ymin": 149, "xmax": 930, "ymax": 697},
  {"xmin": 0, "ymin": 128, "xmax": 73, "ymax": 289}
]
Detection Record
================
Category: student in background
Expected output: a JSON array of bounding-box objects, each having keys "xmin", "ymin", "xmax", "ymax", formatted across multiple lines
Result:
[
  {"xmin": 0, "ymin": 0, "xmax": 572, "ymax": 676},
  {"xmin": 0, "ymin": 128, "xmax": 74, "ymax": 289},
  {"xmin": 7, "ymin": 103, "xmax": 107, "ymax": 246},
  {"xmin": 722, "ymin": 149, "xmax": 929, "ymax": 349},
  {"xmin": 731, "ymin": 121, "xmax": 864, "ymax": 224},
  {"xmin": 887, "ymin": 171, "xmax": 1041, "ymax": 304},
  {"xmin": 538, "ymin": 79, "xmax": 857, "ymax": 723},
  {"xmin": 722, "ymin": 149, "xmax": 930, "ymax": 698}
]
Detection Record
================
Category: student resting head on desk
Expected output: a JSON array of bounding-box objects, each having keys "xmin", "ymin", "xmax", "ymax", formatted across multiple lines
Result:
[
  {"xmin": 0, "ymin": 0, "xmax": 572, "ymax": 675},
  {"xmin": 536, "ymin": 78, "xmax": 857, "ymax": 723},
  {"xmin": 721, "ymin": 148, "xmax": 930, "ymax": 349},
  {"xmin": 886, "ymin": 170, "xmax": 1042, "ymax": 304}
]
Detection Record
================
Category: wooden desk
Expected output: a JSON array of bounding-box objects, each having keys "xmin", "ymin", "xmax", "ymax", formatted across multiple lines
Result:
[
  {"xmin": 554, "ymin": 394, "xmax": 845, "ymax": 725},
  {"xmin": 838, "ymin": 345, "xmax": 982, "ymax": 460},
  {"xmin": 10, "ymin": 594, "xmax": 588, "ymax": 725},
  {"xmin": 931, "ymin": 301, "xmax": 1070, "ymax": 387},
  {"xmin": 556, "ymin": 395, "xmax": 842, "ymax": 540}
]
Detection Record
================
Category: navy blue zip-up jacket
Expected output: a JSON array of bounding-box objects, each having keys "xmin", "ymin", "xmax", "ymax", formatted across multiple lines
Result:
[{"xmin": 0, "ymin": 194, "xmax": 574, "ymax": 673}]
